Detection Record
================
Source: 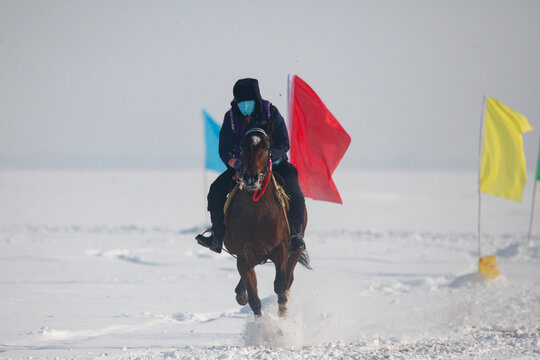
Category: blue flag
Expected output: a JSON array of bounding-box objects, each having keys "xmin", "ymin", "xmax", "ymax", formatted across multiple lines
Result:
[{"xmin": 203, "ymin": 110, "xmax": 226, "ymax": 172}]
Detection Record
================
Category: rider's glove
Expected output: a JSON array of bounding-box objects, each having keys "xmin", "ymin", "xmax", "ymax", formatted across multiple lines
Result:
[{"xmin": 228, "ymin": 157, "xmax": 242, "ymax": 169}]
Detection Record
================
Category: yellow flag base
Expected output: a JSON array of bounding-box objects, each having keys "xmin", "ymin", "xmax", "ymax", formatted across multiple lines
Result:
[{"xmin": 478, "ymin": 255, "xmax": 501, "ymax": 279}]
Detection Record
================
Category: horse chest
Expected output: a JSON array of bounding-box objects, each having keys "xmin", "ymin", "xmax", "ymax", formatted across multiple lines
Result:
[
  {"xmin": 225, "ymin": 190, "xmax": 286, "ymax": 257},
  {"xmin": 229, "ymin": 192, "xmax": 281, "ymax": 223}
]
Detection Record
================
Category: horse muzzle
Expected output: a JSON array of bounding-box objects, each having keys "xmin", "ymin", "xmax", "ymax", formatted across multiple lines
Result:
[{"xmin": 238, "ymin": 172, "xmax": 263, "ymax": 192}]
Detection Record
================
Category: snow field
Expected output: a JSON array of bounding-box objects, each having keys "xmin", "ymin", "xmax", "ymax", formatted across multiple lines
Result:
[{"xmin": 0, "ymin": 170, "xmax": 539, "ymax": 359}]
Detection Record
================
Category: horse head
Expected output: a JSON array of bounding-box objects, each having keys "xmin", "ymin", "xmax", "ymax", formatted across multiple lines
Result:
[{"xmin": 239, "ymin": 128, "xmax": 271, "ymax": 191}]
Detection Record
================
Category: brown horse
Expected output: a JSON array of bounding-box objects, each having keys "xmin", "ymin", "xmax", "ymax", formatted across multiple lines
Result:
[{"xmin": 224, "ymin": 128, "xmax": 309, "ymax": 317}]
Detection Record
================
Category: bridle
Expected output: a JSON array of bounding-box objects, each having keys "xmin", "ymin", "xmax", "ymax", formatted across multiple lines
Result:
[{"xmin": 236, "ymin": 128, "xmax": 273, "ymax": 201}]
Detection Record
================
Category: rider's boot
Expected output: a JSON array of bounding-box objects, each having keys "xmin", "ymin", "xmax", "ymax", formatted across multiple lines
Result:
[
  {"xmin": 196, "ymin": 211, "xmax": 225, "ymax": 253},
  {"xmin": 290, "ymin": 223, "xmax": 306, "ymax": 252}
]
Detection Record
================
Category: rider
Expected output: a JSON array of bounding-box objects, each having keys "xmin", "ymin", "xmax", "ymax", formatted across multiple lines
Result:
[{"xmin": 196, "ymin": 78, "xmax": 306, "ymax": 254}]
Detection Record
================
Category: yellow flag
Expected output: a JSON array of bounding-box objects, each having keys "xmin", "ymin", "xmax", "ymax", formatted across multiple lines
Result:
[{"xmin": 480, "ymin": 97, "xmax": 533, "ymax": 202}]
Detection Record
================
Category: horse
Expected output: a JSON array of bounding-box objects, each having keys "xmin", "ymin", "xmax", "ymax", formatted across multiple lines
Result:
[{"xmin": 223, "ymin": 127, "xmax": 310, "ymax": 317}]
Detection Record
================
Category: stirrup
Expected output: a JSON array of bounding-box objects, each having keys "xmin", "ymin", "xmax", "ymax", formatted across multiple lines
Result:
[
  {"xmin": 290, "ymin": 233, "xmax": 306, "ymax": 252},
  {"xmin": 195, "ymin": 229, "xmax": 222, "ymax": 254}
]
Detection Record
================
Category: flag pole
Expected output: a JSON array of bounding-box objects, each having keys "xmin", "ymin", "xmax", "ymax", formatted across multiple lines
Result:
[
  {"xmin": 287, "ymin": 73, "xmax": 295, "ymax": 130},
  {"xmin": 286, "ymin": 73, "xmax": 294, "ymax": 159},
  {"xmin": 527, "ymin": 137, "xmax": 540, "ymax": 245},
  {"xmin": 478, "ymin": 94, "xmax": 487, "ymax": 259}
]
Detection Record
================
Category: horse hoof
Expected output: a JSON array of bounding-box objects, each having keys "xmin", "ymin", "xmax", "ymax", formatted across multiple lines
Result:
[{"xmin": 236, "ymin": 292, "xmax": 248, "ymax": 306}]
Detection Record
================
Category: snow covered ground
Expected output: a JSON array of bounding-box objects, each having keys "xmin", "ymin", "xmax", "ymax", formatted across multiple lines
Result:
[{"xmin": 1, "ymin": 170, "xmax": 539, "ymax": 359}]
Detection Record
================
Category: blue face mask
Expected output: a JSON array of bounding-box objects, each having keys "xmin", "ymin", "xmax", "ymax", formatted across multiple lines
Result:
[{"xmin": 237, "ymin": 100, "xmax": 255, "ymax": 116}]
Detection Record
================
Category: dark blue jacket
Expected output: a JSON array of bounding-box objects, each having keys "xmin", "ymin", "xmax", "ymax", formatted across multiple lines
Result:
[{"xmin": 219, "ymin": 102, "xmax": 290, "ymax": 168}]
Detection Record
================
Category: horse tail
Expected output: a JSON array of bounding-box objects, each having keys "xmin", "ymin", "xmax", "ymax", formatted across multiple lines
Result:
[{"xmin": 299, "ymin": 250, "xmax": 312, "ymax": 270}]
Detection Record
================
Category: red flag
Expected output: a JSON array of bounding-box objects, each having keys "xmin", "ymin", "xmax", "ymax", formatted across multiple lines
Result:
[{"xmin": 288, "ymin": 74, "xmax": 351, "ymax": 204}]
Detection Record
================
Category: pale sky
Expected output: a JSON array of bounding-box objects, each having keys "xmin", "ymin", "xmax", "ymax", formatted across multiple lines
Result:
[{"xmin": 1, "ymin": 0, "xmax": 539, "ymax": 170}]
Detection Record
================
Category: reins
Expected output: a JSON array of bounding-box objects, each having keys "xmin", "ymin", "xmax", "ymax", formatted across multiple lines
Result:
[{"xmin": 252, "ymin": 158, "xmax": 272, "ymax": 201}]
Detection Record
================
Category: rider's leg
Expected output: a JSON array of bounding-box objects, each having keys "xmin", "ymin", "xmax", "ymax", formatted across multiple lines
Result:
[
  {"xmin": 196, "ymin": 168, "xmax": 235, "ymax": 253},
  {"xmin": 274, "ymin": 161, "xmax": 306, "ymax": 252}
]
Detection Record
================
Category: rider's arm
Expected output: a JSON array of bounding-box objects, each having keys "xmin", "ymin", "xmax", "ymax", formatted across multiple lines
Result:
[
  {"xmin": 269, "ymin": 105, "xmax": 290, "ymax": 162},
  {"xmin": 219, "ymin": 112, "xmax": 236, "ymax": 167}
]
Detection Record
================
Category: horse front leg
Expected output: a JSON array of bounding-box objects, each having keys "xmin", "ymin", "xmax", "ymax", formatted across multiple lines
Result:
[
  {"xmin": 237, "ymin": 259, "xmax": 261, "ymax": 316},
  {"xmin": 235, "ymin": 279, "xmax": 248, "ymax": 306}
]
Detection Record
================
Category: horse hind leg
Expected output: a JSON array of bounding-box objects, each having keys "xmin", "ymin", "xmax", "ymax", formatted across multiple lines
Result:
[
  {"xmin": 286, "ymin": 252, "xmax": 302, "ymax": 292},
  {"xmin": 273, "ymin": 254, "xmax": 289, "ymax": 317},
  {"xmin": 235, "ymin": 279, "xmax": 248, "ymax": 306},
  {"xmin": 276, "ymin": 251, "xmax": 302, "ymax": 317},
  {"xmin": 237, "ymin": 259, "xmax": 261, "ymax": 316}
]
